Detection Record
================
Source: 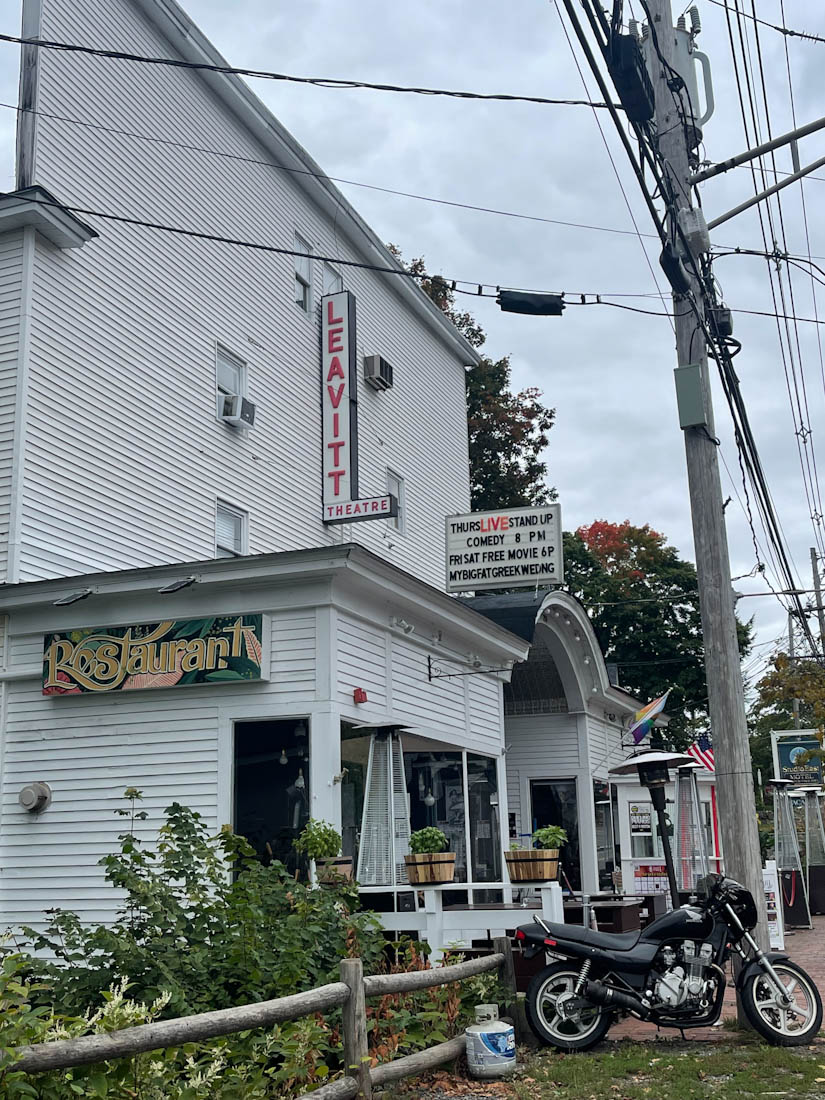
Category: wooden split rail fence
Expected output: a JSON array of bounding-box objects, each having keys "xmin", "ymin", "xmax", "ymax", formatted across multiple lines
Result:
[{"xmin": 10, "ymin": 937, "xmax": 526, "ymax": 1098}]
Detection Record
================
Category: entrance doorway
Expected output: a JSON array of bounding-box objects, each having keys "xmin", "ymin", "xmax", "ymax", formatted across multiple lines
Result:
[
  {"xmin": 530, "ymin": 778, "xmax": 581, "ymax": 890},
  {"xmin": 233, "ymin": 719, "xmax": 310, "ymax": 873}
]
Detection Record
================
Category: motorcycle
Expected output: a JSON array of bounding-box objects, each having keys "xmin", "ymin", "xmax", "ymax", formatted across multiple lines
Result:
[{"xmin": 516, "ymin": 873, "xmax": 822, "ymax": 1051}]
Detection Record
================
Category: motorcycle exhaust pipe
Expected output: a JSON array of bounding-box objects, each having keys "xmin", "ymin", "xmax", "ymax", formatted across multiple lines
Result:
[{"xmin": 584, "ymin": 980, "xmax": 650, "ymax": 1019}]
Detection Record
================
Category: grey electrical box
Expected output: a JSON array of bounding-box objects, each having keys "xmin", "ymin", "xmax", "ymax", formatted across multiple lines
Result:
[{"xmin": 674, "ymin": 363, "xmax": 707, "ymax": 428}]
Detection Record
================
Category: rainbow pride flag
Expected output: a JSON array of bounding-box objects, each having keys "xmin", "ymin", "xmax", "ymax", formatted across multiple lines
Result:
[{"xmin": 628, "ymin": 689, "xmax": 671, "ymax": 744}]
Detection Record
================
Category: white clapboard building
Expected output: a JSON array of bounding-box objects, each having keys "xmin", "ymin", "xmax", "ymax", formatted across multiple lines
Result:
[{"xmin": 0, "ymin": 0, "xmax": 539, "ymax": 940}]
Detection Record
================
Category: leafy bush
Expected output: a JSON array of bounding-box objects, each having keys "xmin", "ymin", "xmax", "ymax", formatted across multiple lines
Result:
[
  {"xmin": 294, "ymin": 819, "xmax": 342, "ymax": 862},
  {"xmin": 1, "ymin": 793, "xmax": 504, "ymax": 1097},
  {"xmin": 20, "ymin": 791, "xmax": 384, "ymax": 1019},
  {"xmin": 532, "ymin": 825, "xmax": 568, "ymax": 850},
  {"xmin": 408, "ymin": 827, "xmax": 449, "ymax": 855}
]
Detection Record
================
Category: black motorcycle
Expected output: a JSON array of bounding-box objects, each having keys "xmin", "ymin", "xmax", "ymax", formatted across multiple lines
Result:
[{"xmin": 516, "ymin": 873, "xmax": 822, "ymax": 1051}]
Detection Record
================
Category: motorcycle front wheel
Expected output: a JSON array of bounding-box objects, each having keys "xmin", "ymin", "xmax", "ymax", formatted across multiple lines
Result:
[
  {"xmin": 526, "ymin": 961, "xmax": 612, "ymax": 1052},
  {"xmin": 741, "ymin": 960, "xmax": 823, "ymax": 1046}
]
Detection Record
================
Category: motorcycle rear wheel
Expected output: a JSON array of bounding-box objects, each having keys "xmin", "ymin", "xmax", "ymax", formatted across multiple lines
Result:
[
  {"xmin": 526, "ymin": 961, "xmax": 612, "ymax": 1052},
  {"xmin": 741, "ymin": 960, "xmax": 822, "ymax": 1046}
]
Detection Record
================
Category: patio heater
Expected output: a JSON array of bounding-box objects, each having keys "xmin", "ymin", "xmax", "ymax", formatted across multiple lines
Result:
[
  {"xmin": 354, "ymin": 722, "xmax": 413, "ymax": 887},
  {"xmin": 609, "ymin": 751, "xmax": 693, "ymax": 908},
  {"xmin": 673, "ymin": 763, "xmax": 709, "ymax": 895},
  {"xmin": 796, "ymin": 786, "xmax": 825, "ymax": 914},
  {"xmin": 769, "ymin": 778, "xmax": 812, "ymax": 929}
]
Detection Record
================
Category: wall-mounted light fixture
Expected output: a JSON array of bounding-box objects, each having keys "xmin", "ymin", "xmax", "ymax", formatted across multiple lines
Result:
[
  {"xmin": 53, "ymin": 589, "xmax": 93, "ymax": 607},
  {"xmin": 390, "ymin": 616, "xmax": 415, "ymax": 635},
  {"xmin": 158, "ymin": 575, "xmax": 198, "ymax": 594}
]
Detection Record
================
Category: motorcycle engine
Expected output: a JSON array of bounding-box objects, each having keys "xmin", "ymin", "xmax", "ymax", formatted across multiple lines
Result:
[{"xmin": 651, "ymin": 941, "xmax": 716, "ymax": 1009}]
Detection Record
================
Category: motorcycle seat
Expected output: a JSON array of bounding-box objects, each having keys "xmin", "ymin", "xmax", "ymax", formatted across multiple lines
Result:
[{"xmin": 539, "ymin": 920, "xmax": 642, "ymax": 952}]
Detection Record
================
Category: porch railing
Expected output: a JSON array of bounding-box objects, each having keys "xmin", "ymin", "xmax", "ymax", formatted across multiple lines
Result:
[{"xmin": 8, "ymin": 938, "xmax": 525, "ymax": 1099}]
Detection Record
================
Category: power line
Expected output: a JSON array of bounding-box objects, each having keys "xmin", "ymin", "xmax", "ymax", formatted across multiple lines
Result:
[
  {"xmin": 705, "ymin": 0, "xmax": 825, "ymax": 45},
  {"xmin": 0, "ymin": 31, "xmax": 616, "ymax": 109},
  {"xmin": 0, "ymin": 100, "xmax": 657, "ymax": 244}
]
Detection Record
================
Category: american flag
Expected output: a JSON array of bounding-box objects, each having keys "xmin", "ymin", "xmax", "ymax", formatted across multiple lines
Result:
[{"xmin": 687, "ymin": 734, "xmax": 715, "ymax": 771}]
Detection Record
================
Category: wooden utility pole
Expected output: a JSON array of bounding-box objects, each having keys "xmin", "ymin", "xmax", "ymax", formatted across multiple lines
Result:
[
  {"xmin": 789, "ymin": 612, "xmax": 800, "ymax": 729},
  {"xmin": 811, "ymin": 548, "xmax": 825, "ymax": 647},
  {"xmin": 645, "ymin": 0, "xmax": 768, "ymax": 944}
]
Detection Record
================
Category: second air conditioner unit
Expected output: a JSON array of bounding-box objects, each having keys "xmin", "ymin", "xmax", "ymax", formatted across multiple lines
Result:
[
  {"xmin": 364, "ymin": 355, "xmax": 394, "ymax": 391},
  {"xmin": 218, "ymin": 393, "xmax": 256, "ymax": 428}
]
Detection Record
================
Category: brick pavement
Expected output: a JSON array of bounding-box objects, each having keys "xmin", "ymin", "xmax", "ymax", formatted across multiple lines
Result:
[{"xmin": 611, "ymin": 915, "xmax": 824, "ymax": 1041}]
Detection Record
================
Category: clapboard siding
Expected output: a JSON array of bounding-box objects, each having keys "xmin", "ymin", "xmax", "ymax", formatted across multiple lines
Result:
[
  {"xmin": 0, "ymin": 679, "xmax": 220, "ymax": 929},
  {"xmin": 337, "ymin": 614, "xmax": 387, "ymax": 709},
  {"xmin": 20, "ymin": 0, "xmax": 472, "ymax": 588},
  {"xmin": 586, "ymin": 715, "xmax": 625, "ymax": 777},
  {"xmin": 0, "ymin": 231, "xmax": 23, "ymax": 583},
  {"xmin": 503, "ymin": 714, "xmax": 581, "ymax": 838}
]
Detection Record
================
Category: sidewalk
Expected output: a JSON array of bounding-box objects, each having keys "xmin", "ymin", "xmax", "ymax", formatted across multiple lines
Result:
[{"xmin": 612, "ymin": 914, "xmax": 824, "ymax": 1041}]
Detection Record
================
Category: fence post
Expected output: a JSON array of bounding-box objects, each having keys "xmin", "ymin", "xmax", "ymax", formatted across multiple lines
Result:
[
  {"xmin": 340, "ymin": 957, "xmax": 372, "ymax": 1099},
  {"xmin": 493, "ymin": 936, "xmax": 529, "ymax": 1045}
]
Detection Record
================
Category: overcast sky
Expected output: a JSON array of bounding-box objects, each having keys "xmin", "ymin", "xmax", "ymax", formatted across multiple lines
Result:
[{"xmin": 1, "ymin": 0, "xmax": 823, "ymax": 688}]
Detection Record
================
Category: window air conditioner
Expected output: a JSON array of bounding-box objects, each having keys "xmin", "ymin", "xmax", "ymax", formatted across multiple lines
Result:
[
  {"xmin": 218, "ymin": 393, "xmax": 256, "ymax": 428},
  {"xmin": 363, "ymin": 354, "xmax": 394, "ymax": 391}
]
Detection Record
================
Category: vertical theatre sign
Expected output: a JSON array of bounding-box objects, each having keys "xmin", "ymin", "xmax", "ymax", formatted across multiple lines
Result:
[{"xmin": 321, "ymin": 291, "xmax": 397, "ymax": 524}]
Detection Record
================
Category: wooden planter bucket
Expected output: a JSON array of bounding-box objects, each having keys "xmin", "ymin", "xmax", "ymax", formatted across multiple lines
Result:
[
  {"xmin": 317, "ymin": 857, "xmax": 353, "ymax": 884},
  {"xmin": 404, "ymin": 852, "xmax": 456, "ymax": 885},
  {"xmin": 505, "ymin": 848, "xmax": 560, "ymax": 883}
]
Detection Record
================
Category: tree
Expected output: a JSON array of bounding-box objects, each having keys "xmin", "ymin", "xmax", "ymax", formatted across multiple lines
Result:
[
  {"xmin": 563, "ymin": 520, "xmax": 753, "ymax": 749},
  {"xmin": 388, "ymin": 247, "xmax": 555, "ymax": 508}
]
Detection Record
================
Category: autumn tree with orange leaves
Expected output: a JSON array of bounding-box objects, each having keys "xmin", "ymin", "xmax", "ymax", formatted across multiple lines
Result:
[{"xmin": 563, "ymin": 520, "xmax": 752, "ymax": 748}]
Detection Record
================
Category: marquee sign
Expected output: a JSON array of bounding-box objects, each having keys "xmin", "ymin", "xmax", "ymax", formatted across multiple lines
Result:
[
  {"xmin": 43, "ymin": 615, "xmax": 265, "ymax": 695},
  {"xmin": 445, "ymin": 504, "xmax": 563, "ymax": 592},
  {"xmin": 320, "ymin": 291, "xmax": 396, "ymax": 525}
]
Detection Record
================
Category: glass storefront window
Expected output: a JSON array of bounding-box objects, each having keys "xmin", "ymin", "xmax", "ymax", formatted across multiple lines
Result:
[
  {"xmin": 530, "ymin": 778, "xmax": 581, "ymax": 890},
  {"xmin": 405, "ymin": 751, "xmax": 467, "ymax": 881},
  {"xmin": 233, "ymin": 718, "xmax": 310, "ymax": 874},
  {"xmin": 467, "ymin": 754, "xmax": 502, "ymax": 883}
]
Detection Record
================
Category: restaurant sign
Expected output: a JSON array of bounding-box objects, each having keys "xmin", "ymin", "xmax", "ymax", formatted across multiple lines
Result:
[{"xmin": 43, "ymin": 615, "xmax": 265, "ymax": 695}]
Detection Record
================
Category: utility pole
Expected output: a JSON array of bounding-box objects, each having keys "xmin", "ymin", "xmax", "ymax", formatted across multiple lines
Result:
[
  {"xmin": 644, "ymin": 0, "xmax": 768, "ymax": 941},
  {"xmin": 789, "ymin": 612, "xmax": 800, "ymax": 729},
  {"xmin": 811, "ymin": 548, "xmax": 825, "ymax": 647}
]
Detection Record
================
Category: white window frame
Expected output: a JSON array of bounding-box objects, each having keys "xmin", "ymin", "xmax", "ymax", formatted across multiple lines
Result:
[
  {"xmin": 323, "ymin": 262, "xmax": 343, "ymax": 296},
  {"xmin": 294, "ymin": 232, "xmax": 312, "ymax": 313},
  {"xmin": 386, "ymin": 469, "xmax": 405, "ymax": 534},
  {"xmin": 215, "ymin": 500, "xmax": 248, "ymax": 558},
  {"xmin": 215, "ymin": 344, "xmax": 247, "ymax": 420}
]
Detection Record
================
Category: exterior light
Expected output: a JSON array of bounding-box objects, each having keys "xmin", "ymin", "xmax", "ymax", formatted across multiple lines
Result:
[
  {"xmin": 295, "ymin": 768, "xmax": 306, "ymax": 791},
  {"xmin": 158, "ymin": 575, "xmax": 198, "ymax": 593},
  {"xmin": 279, "ymin": 748, "xmax": 288, "ymax": 766},
  {"xmin": 53, "ymin": 589, "xmax": 93, "ymax": 606}
]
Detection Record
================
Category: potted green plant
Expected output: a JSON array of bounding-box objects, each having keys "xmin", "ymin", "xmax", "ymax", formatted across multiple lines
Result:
[
  {"xmin": 404, "ymin": 826, "xmax": 455, "ymax": 885},
  {"xmin": 294, "ymin": 818, "xmax": 352, "ymax": 883},
  {"xmin": 505, "ymin": 825, "xmax": 567, "ymax": 883}
]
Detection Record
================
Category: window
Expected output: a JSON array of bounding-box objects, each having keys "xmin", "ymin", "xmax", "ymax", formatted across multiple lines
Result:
[
  {"xmin": 216, "ymin": 501, "xmax": 247, "ymax": 558},
  {"xmin": 387, "ymin": 469, "xmax": 404, "ymax": 533},
  {"xmin": 215, "ymin": 345, "xmax": 246, "ymax": 417},
  {"xmin": 294, "ymin": 233, "xmax": 312, "ymax": 311},
  {"xmin": 323, "ymin": 262, "xmax": 343, "ymax": 295}
]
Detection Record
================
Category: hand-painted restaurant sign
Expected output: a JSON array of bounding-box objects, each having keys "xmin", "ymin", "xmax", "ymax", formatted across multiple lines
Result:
[
  {"xmin": 43, "ymin": 615, "xmax": 265, "ymax": 695},
  {"xmin": 320, "ymin": 290, "xmax": 396, "ymax": 525}
]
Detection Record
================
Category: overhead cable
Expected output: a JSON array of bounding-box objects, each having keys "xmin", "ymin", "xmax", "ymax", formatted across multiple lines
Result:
[{"xmin": 0, "ymin": 31, "xmax": 615, "ymax": 109}]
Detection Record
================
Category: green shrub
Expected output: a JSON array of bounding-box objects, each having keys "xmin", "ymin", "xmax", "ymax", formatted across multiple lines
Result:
[
  {"xmin": 293, "ymin": 819, "xmax": 342, "ymax": 862},
  {"xmin": 532, "ymin": 825, "xmax": 568, "ymax": 850},
  {"xmin": 20, "ymin": 792, "xmax": 384, "ymax": 1019},
  {"xmin": 408, "ymin": 827, "xmax": 449, "ymax": 855}
]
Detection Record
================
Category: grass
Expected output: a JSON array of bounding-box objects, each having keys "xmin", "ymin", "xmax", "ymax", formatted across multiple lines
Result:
[{"xmin": 512, "ymin": 1038, "xmax": 825, "ymax": 1100}]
